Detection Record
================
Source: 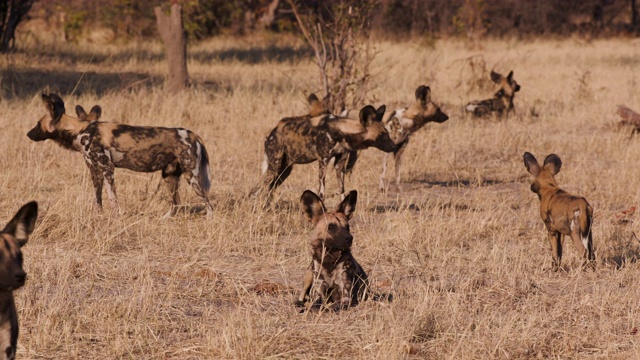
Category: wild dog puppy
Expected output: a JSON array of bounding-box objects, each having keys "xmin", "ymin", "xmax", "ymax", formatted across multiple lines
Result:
[
  {"xmin": 465, "ymin": 70, "xmax": 521, "ymax": 117},
  {"xmin": 0, "ymin": 201, "xmax": 38, "ymax": 360},
  {"xmin": 252, "ymin": 99, "xmax": 396, "ymax": 201},
  {"xmin": 523, "ymin": 152, "xmax": 595, "ymax": 271},
  {"xmin": 295, "ymin": 190, "xmax": 368, "ymax": 311},
  {"xmin": 27, "ymin": 94, "xmax": 213, "ymax": 217},
  {"xmin": 378, "ymin": 85, "xmax": 449, "ymax": 191}
]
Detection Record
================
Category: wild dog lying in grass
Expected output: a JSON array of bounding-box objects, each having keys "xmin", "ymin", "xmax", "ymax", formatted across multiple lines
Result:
[
  {"xmin": 465, "ymin": 70, "xmax": 521, "ymax": 117},
  {"xmin": 0, "ymin": 201, "xmax": 38, "ymax": 360},
  {"xmin": 295, "ymin": 190, "xmax": 368, "ymax": 311},
  {"xmin": 377, "ymin": 85, "xmax": 449, "ymax": 191},
  {"xmin": 27, "ymin": 94, "xmax": 213, "ymax": 217},
  {"xmin": 523, "ymin": 152, "xmax": 595, "ymax": 270},
  {"xmin": 251, "ymin": 96, "xmax": 396, "ymax": 202}
]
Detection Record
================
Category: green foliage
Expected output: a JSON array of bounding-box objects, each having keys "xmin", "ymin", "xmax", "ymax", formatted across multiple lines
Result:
[{"xmin": 63, "ymin": 10, "xmax": 87, "ymax": 42}]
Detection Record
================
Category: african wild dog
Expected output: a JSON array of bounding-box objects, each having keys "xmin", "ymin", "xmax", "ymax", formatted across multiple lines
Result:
[
  {"xmin": 251, "ymin": 97, "xmax": 396, "ymax": 201},
  {"xmin": 523, "ymin": 152, "xmax": 595, "ymax": 271},
  {"xmin": 465, "ymin": 70, "xmax": 521, "ymax": 117},
  {"xmin": 0, "ymin": 201, "xmax": 38, "ymax": 360},
  {"xmin": 294, "ymin": 190, "xmax": 368, "ymax": 311},
  {"xmin": 377, "ymin": 85, "xmax": 449, "ymax": 191},
  {"xmin": 27, "ymin": 94, "xmax": 213, "ymax": 217},
  {"xmin": 75, "ymin": 104, "xmax": 102, "ymax": 122}
]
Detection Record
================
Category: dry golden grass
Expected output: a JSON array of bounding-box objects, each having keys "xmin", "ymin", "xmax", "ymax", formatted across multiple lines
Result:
[{"xmin": 2, "ymin": 34, "xmax": 640, "ymax": 358}]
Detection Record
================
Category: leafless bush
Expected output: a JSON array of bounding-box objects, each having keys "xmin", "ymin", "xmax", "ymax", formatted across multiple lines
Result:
[{"xmin": 287, "ymin": 0, "xmax": 378, "ymax": 113}]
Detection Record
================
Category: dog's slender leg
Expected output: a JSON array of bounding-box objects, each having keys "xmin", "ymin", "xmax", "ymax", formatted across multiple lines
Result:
[
  {"xmin": 393, "ymin": 141, "xmax": 409, "ymax": 191},
  {"xmin": 334, "ymin": 153, "xmax": 348, "ymax": 200},
  {"xmin": 162, "ymin": 175, "xmax": 181, "ymax": 218},
  {"xmin": 317, "ymin": 159, "xmax": 329, "ymax": 199},
  {"xmin": 548, "ymin": 231, "xmax": 562, "ymax": 271},
  {"xmin": 295, "ymin": 261, "xmax": 314, "ymax": 308},
  {"xmin": 380, "ymin": 153, "xmax": 390, "ymax": 191},
  {"xmin": 103, "ymin": 169, "xmax": 119, "ymax": 214},
  {"xmin": 88, "ymin": 166, "xmax": 104, "ymax": 211}
]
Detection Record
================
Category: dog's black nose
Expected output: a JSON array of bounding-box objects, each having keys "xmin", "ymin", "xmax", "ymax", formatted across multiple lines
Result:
[
  {"xmin": 346, "ymin": 235, "xmax": 353, "ymax": 246},
  {"xmin": 15, "ymin": 271, "xmax": 26, "ymax": 285}
]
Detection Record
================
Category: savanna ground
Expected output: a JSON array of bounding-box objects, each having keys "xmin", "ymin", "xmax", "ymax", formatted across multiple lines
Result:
[{"xmin": 2, "ymin": 34, "xmax": 640, "ymax": 359}]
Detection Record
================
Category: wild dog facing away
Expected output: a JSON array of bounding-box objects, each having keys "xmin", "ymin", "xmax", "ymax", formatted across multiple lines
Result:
[
  {"xmin": 295, "ymin": 190, "xmax": 368, "ymax": 311},
  {"xmin": 465, "ymin": 70, "xmax": 521, "ymax": 117},
  {"xmin": 0, "ymin": 201, "xmax": 38, "ymax": 360},
  {"xmin": 27, "ymin": 94, "xmax": 213, "ymax": 218},
  {"xmin": 377, "ymin": 85, "xmax": 449, "ymax": 191},
  {"xmin": 251, "ymin": 97, "xmax": 396, "ymax": 203},
  {"xmin": 523, "ymin": 152, "xmax": 595, "ymax": 271}
]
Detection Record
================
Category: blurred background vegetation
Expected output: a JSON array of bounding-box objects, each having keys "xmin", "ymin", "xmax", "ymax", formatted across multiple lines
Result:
[{"xmin": 11, "ymin": 0, "xmax": 640, "ymax": 46}]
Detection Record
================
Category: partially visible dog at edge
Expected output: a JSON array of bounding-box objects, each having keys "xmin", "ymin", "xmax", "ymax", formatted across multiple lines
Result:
[
  {"xmin": 0, "ymin": 201, "xmax": 38, "ymax": 360},
  {"xmin": 523, "ymin": 152, "xmax": 595, "ymax": 271},
  {"xmin": 27, "ymin": 94, "xmax": 213, "ymax": 218},
  {"xmin": 251, "ymin": 94, "xmax": 396, "ymax": 203},
  {"xmin": 295, "ymin": 190, "xmax": 368, "ymax": 311},
  {"xmin": 374, "ymin": 85, "xmax": 449, "ymax": 191},
  {"xmin": 465, "ymin": 70, "xmax": 521, "ymax": 117}
]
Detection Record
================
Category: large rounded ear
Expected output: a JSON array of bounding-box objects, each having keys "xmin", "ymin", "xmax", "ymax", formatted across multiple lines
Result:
[
  {"xmin": 507, "ymin": 70, "xmax": 514, "ymax": 82},
  {"xmin": 76, "ymin": 105, "xmax": 88, "ymax": 120},
  {"xmin": 89, "ymin": 105, "xmax": 102, "ymax": 120},
  {"xmin": 2, "ymin": 201, "xmax": 38, "ymax": 247},
  {"xmin": 543, "ymin": 154, "xmax": 562, "ymax": 175},
  {"xmin": 359, "ymin": 105, "xmax": 377, "ymax": 126},
  {"xmin": 415, "ymin": 85, "xmax": 431, "ymax": 106},
  {"xmin": 523, "ymin": 152, "xmax": 541, "ymax": 177},
  {"xmin": 307, "ymin": 94, "xmax": 319, "ymax": 104},
  {"xmin": 490, "ymin": 71, "xmax": 503, "ymax": 83},
  {"xmin": 43, "ymin": 94, "xmax": 65, "ymax": 126},
  {"xmin": 337, "ymin": 190, "xmax": 357, "ymax": 220},
  {"xmin": 374, "ymin": 105, "xmax": 386, "ymax": 122},
  {"xmin": 300, "ymin": 190, "xmax": 326, "ymax": 225}
]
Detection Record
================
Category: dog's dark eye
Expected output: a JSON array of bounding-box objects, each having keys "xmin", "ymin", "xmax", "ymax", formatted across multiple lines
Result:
[{"xmin": 327, "ymin": 223, "xmax": 337, "ymax": 232}]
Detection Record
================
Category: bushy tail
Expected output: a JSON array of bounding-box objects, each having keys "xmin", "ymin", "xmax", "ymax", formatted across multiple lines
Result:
[
  {"xmin": 197, "ymin": 140, "xmax": 211, "ymax": 194},
  {"xmin": 580, "ymin": 202, "xmax": 595, "ymax": 262}
]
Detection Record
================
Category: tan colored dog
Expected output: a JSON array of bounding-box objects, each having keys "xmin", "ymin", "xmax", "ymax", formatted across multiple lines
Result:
[
  {"xmin": 27, "ymin": 94, "xmax": 213, "ymax": 217},
  {"xmin": 295, "ymin": 190, "xmax": 368, "ymax": 311},
  {"xmin": 0, "ymin": 201, "xmax": 38, "ymax": 360},
  {"xmin": 523, "ymin": 152, "xmax": 595, "ymax": 270}
]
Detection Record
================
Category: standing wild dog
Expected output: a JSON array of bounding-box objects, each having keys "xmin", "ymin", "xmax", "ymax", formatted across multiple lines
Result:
[
  {"xmin": 378, "ymin": 85, "xmax": 449, "ymax": 191},
  {"xmin": 465, "ymin": 70, "xmax": 521, "ymax": 117},
  {"xmin": 27, "ymin": 94, "xmax": 213, "ymax": 217},
  {"xmin": 295, "ymin": 190, "xmax": 368, "ymax": 311},
  {"xmin": 0, "ymin": 201, "xmax": 38, "ymax": 360},
  {"xmin": 523, "ymin": 152, "xmax": 595, "ymax": 270},
  {"xmin": 251, "ymin": 98, "xmax": 396, "ymax": 201}
]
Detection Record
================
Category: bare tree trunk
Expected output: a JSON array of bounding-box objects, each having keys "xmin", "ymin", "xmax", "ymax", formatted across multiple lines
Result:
[
  {"xmin": 154, "ymin": 3, "xmax": 189, "ymax": 93},
  {"xmin": 0, "ymin": 0, "xmax": 35, "ymax": 53},
  {"xmin": 257, "ymin": 0, "xmax": 280, "ymax": 29},
  {"xmin": 632, "ymin": 0, "xmax": 638, "ymax": 30}
]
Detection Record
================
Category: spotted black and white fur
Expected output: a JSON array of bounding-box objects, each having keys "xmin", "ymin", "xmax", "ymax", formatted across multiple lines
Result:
[{"xmin": 27, "ymin": 94, "xmax": 212, "ymax": 217}]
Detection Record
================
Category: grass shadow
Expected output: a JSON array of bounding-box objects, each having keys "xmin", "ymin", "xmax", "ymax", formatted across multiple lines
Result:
[
  {"xmin": 190, "ymin": 45, "xmax": 313, "ymax": 64},
  {"xmin": 1, "ymin": 68, "xmax": 163, "ymax": 99}
]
